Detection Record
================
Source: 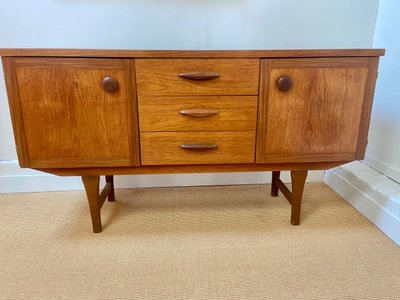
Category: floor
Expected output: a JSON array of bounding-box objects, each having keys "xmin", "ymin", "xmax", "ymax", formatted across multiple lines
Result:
[{"xmin": 0, "ymin": 183, "xmax": 399, "ymax": 300}]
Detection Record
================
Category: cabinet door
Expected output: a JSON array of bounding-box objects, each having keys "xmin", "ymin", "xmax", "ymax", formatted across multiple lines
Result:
[
  {"xmin": 256, "ymin": 58, "xmax": 378, "ymax": 163},
  {"xmin": 5, "ymin": 57, "xmax": 139, "ymax": 168}
]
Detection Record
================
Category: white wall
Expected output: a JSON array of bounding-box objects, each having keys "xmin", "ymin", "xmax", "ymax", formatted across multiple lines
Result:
[
  {"xmin": 0, "ymin": 0, "xmax": 380, "ymax": 192},
  {"xmin": 364, "ymin": 0, "xmax": 400, "ymax": 183},
  {"xmin": 0, "ymin": 0, "xmax": 379, "ymax": 50},
  {"xmin": 324, "ymin": 0, "xmax": 400, "ymax": 245}
]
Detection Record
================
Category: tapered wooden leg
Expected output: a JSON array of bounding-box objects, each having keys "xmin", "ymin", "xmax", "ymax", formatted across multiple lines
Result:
[
  {"xmin": 105, "ymin": 175, "xmax": 115, "ymax": 202},
  {"xmin": 82, "ymin": 176, "xmax": 102, "ymax": 233},
  {"xmin": 290, "ymin": 170, "xmax": 308, "ymax": 225},
  {"xmin": 271, "ymin": 171, "xmax": 281, "ymax": 196}
]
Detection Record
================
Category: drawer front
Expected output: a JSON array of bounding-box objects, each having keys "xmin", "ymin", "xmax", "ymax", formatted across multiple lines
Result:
[
  {"xmin": 140, "ymin": 131, "xmax": 255, "ymax": 165},
  {"xmin": 136, "ymin": 59, "xmax": 259, "ymax": 96},
  {"xmin": 138, "ymin": 96, "xmax": 257, "ymax": 132}
]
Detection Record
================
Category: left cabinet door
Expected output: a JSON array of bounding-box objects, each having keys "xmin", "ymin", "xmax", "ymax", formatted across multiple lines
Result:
[{"xmin": 3, "ymin": 57, "xmax": 139, "ymax": 168}]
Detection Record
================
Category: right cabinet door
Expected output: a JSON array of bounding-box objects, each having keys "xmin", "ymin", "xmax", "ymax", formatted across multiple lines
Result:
[{"xmin": 256, "ymin": 57, "xmax": 378, "ymax": 163}]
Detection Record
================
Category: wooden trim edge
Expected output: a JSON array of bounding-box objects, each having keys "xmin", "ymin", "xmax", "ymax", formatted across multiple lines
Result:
[
  {"xmin": 0, "ymin": 48, "xmax": 386, "ymax": 58},
  {"xmin": 36, "ymin": 161, "xmax": 349, "ymax": 176},
  {"xmin": 2, "ymin": 57, "xmax": 30, "ymax": 167}
]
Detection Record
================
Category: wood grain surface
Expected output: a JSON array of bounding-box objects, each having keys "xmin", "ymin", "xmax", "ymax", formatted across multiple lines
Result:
[
  {"xmin": 138, "ymin": 96, "xmax": 257, "ymax": 131},
  {"xmin": 36, "ymin": 161, "xmax": 348, "ymax": 176},
  {"xmin": 13, "ymin": 57, "xmax": 138, "ymax": 167},
  {"xmin": 140, "ymin": 131, "xmax": 255, "ymax": 165},
  {"xmin": 255, "ymin": 59, "xmax": 271, "ymax": 163},
  {"xmin": 2, "ymin": 57, "xmax": 30, "ymax": 167},
  {"xmin": 136, "ymin": 59, "xmax": 259, "ymax": 96},
  {"xmin": 1, "ymin": 49, "xmax": 383, "ymax": 172},
  {"xmin": 257, "ymin": 58, "xmax": 370, "ymax": 163},
  {"xmin": 0, "ymin": 49, "xmax": 385, "ymax": 232},
  {"xmin": 355, "ymin": 57, "xmax": 380, "ymax": 159}
]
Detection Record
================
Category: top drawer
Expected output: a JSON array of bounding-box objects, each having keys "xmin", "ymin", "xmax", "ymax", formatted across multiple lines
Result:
[{"xmin": 136, "ymin": 59, "xmax": 259, "ymax": 96}]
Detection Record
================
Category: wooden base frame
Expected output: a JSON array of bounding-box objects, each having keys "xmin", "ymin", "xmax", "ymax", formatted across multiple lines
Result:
[
  {"xmin": 82, "ymin": 175, "xmax": 116, "ymax": 233},
  {"xmin": 271, "ymin": 170, "xmax": 308, "ymax": 225},
  {"xmin": 81, "ymin": 170, "xmax": 308, "ymax": 233}
]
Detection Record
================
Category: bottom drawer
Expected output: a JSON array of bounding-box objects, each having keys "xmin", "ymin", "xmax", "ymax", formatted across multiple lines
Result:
[{"xmin": 140, "ymin": 131, "xmax": 255, "ymax": 165}]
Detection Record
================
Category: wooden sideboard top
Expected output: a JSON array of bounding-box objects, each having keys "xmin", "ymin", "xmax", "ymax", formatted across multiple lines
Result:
[{"xmin": 0, "ymin": 48, "xmax": 385, "ymax": 58}]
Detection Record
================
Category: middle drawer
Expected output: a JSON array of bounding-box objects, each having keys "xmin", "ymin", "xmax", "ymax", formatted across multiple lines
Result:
[{"xmin": 138, "ymin": 96, "xmax": 257, "ymax": 132}]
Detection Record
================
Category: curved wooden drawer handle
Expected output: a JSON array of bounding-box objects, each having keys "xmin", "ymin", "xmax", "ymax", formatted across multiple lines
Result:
[
  {"xmin": 178, "ymin": 72, "xmax": 220, "ymax": 81},
  {"xmin": 180, "ymin": 108, "xmax": 219, "ymax": 118},
  {"xmin": 180, "ymin": 143, "xmax": 218, "ymax": 150}
]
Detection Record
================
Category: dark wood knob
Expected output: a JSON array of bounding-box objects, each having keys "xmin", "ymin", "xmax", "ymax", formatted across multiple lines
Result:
[
  {"xmin": 277, "ymin": 76, "xmax": 293, "ymax": 91},
  {"xmin": 102, "ymin": 77, "xmax": 119, "ymax": 93}
]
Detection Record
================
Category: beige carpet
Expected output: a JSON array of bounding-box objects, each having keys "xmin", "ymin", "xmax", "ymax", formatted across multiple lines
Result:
[{"xmin": 0, "ymin": 183, "xmax": 399, "ymax": 300}]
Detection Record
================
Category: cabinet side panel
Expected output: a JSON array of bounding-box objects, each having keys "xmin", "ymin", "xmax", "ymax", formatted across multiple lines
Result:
[
  {"xmin": 125, "ymin": 60, "xmax": 140, "ymax": 166},
  {"xmin": 255, "ymin": 59, "xmax": 270, "ymax": 163},
  {"xmin": 355, "ymin": 57, "xmax": 380, "ymax": 159},
  {"xmin": 1, "ymin": 57, "xmax": 29, "ymax": 167}
]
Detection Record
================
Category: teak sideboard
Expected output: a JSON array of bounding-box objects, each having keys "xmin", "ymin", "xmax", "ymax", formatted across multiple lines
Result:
[{"xmin": 0, "ymin": 49, "xmax": 385, "ymax": 232}]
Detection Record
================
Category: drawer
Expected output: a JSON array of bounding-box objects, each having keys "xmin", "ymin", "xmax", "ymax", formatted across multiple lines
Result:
[
  {"xmin": 140, "ymin": 131, "xmax": 255, "ymax": 165},
  {"xmin": 135, "ymin": 59, "xmax": 259, "ymax": 96},
  {"xmin": 138, "ymin": 96, "xmax": 257, "ymax": 132}
]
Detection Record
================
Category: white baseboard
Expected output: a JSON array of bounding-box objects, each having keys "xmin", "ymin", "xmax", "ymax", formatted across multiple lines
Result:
[
  {"xmin": 363, "ymin": 154, "xmax": 400, "ymax": 183},
  {"xmin": 0, "ymin": 160, "xmax": 324, "ymax": 193},
  {"xmin": 324, "ymin": 166, "xmax": 400, "ymax": 246}
]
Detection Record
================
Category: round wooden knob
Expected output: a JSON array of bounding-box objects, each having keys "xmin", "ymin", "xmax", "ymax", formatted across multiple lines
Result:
[
  {"xmin": 277, "ymin": 76, "xmax": 293, "ymax": 91},
  {"xmin": 101, "ymin": 77, "xmax": 119, "ymax": 93}
]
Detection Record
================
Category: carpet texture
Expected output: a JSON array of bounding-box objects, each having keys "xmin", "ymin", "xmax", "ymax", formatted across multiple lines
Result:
[{"xmin": 0, "ymin": 183, "xmax": 399, "ymax": 300}]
